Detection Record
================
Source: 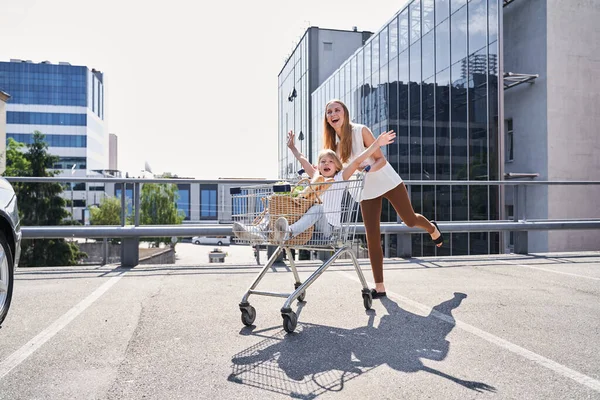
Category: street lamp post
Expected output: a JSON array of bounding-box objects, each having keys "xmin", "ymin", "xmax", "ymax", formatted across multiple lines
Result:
[{"xmin": 71, "ymin": 163, "xmax": 76, "ymax": 221}]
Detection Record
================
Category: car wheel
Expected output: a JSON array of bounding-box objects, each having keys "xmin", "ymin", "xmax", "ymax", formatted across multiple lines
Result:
[
  {"xmin": 194, "ymin": 240, "xmax": 200, "ymax": 245},
  {"xmin": 0, "ymin": 231, "xmax": 15, "ymax": 326},
  {"xmin": 217, "ymin": 241, "xmax": 223, "ymax": 246}
]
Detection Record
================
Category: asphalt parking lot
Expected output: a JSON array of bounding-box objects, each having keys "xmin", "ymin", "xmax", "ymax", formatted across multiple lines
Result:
[{"xmin": 0, "ymin": 244, "xmax": 598, "ymax": 399}]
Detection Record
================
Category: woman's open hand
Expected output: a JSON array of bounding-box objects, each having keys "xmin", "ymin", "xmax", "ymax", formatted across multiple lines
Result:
[{"xmin": 376, "ymin": 130, "xmax": 396, "ymax": 147}]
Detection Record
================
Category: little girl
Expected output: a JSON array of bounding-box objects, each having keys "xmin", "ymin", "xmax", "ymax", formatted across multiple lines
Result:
[
  {"xmin": 272, "ymin": 129, "xmax": 396, "ymax": 243},
  {"xmin": 232, "ymin": 130, "xmax": 395, "ymax": 244}
]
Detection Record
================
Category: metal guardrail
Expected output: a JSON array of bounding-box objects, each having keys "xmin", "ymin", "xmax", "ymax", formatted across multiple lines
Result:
[
  {"xmin": 20, "ymin": 219, "xmax": 600, "ymax": 239},
  {"xmin": 9, "ymin": 177, "xmax": 600, "ymax": 265},
  {"xmin": 21, "ymin": 225, "xmax": 234, "ymax": 238},
  {"xmin": 20, "ymin": 218, "xmax": 600, "ymax": 266},
  {"xmin": 6, "ymin": 177, "xmax": 600, "ymax": 185}
]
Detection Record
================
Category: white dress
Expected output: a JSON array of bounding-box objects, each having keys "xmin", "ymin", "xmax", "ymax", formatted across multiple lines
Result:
[{"xmin": 339, "ymin": 123, "xmax": 403, "ymax": 201}]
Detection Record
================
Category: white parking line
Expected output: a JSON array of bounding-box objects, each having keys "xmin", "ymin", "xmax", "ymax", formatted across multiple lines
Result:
[
  {"xmin": 338, "ymin": 270, "xmax": 600, "ymax": 393},
  {"xmin": 498, "ymin": 259, "xmax": 600, "ymax": 281},
  {"xmin": 0, "ymin": 270, "xmax": 126, "ymax": 380}
]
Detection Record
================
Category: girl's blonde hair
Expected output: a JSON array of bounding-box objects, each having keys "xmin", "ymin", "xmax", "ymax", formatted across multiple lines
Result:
[
  {"xmin": 314, "ymin": 149, "xmax": 344, "ymax": 181},
  {"xmin": 323, "ymin": 99, "xmax": 353, "ymax": 163}
]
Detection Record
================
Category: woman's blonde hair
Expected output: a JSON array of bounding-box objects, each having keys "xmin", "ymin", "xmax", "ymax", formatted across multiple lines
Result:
[{"xmin": 323, "ymin": 99, "xmax": 353, "ymax": 163}]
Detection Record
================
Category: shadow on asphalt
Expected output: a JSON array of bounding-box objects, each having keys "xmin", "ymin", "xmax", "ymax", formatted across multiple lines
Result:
[{"xmin": 229, "ymin": 292, "xmax": 496, "ymax": 399}]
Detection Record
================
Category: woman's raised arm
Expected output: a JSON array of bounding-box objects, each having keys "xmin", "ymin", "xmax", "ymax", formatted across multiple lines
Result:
[{"xmin": 342, "ymin": 130, "xmax": 396, "ymax": 180}]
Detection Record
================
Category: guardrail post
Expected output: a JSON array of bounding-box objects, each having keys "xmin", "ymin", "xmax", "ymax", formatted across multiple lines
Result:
[
  {"xmin": 267, "ymin": 245, "xmax": 285, "ymax": 262},
  {"xmin": 384, "ymin": 234, "xmax": 390, "ymax": 258},
  {"xmin": 121, "ymin": 238, "xmax": 139, "ymax": 267},
  {"xmin": 102, "ymin": 237, "xmax": 108, "ymax": 265},
  {"xmin": 121, "ymin": 182, "xmax": 140, "ymax": 268},
  {"xmin": 120, "ymin": 182, "xmax": 126, "ymax": 227},
  {"xmin": 513, "ymin": 184, "xmax": 529, "ymax": 254},
  {"xmin": 514, "ymin": 231, "xmax": 528, "ymax": 254},
  {"xmin": 397, "ymin": 233, "xmax": 412, "ymax": 258},
  {"xmin": 134, "ymin": 182, "xmax": 141, "ymax": 226}
]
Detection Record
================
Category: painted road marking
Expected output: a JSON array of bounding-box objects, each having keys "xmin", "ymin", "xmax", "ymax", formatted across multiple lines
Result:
[
  {"xmin": 498, "ymin": 259, "xmax": 600, "ymax": 281},
  {"xmin": 0, "ymin": 269, "xmax": 125, "ymax": 380}
]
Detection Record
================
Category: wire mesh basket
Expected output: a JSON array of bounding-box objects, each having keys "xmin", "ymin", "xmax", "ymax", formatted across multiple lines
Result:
[{"xmin": 230, "ymin": 173, "xmax": 366, "ymax": 250}]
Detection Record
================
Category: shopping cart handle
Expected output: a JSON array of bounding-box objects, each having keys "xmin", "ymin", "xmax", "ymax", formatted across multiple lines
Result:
[
  {"xmin": 273, "ymin": 184, "xmax": 292, "ymax": 193},
  {"xmin": 230, "ymin": 187, "xmax": 241, "ymax": 195},
  {"xmin": 364, "ymin": 165, "xmax": 371, "ymax": 172}
]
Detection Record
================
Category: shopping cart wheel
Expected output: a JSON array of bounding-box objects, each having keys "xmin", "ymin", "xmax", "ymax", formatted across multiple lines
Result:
[
  {"xmin": 362, "ymin": 292, "xmax": 372, "ymax": 310},
  {"xmin": 282, "ymin": 311, "xmax": 298, "ymax": 333},
  {"xmin": 240, "ymin": 305, "xmax": 256, "ymax": 326}
]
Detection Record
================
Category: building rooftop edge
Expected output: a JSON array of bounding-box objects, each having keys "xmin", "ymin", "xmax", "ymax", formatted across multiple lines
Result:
[
  {"xmin": 2, "ymin": 59, "xmax": 103, "ymax": 74},
  {"xmin": 277, "ymin": 26, "xmax": 374, "ymax": 77}
]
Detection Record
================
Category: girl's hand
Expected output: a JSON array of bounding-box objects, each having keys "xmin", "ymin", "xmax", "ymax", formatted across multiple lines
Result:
[
  {"xmin": 287, "ymin": 130, "xmax": 296, "ymax": 150},
  {"xmin": 376, "ymin": 130, "xmax": 396, "ymax": 147}
]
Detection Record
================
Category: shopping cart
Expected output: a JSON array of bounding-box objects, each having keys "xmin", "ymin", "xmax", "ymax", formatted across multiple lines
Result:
[{"xmin": 229, "ymin": 169, "xmax": 372, "ymax": 333}]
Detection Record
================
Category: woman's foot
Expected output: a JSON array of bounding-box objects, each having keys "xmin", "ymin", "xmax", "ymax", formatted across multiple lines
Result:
[
  {"xmin": 430, "ymin": 220, "xmax": 443, "ymax": 247},
  {"xmin": 371, "ymin": 283, "xmax": 386, "ymax": 299}
]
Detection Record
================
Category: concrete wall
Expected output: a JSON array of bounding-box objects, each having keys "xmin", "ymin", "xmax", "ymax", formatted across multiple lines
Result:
[
  {"xmin": 545, "ymin": 0, "xmax": 600, "ymax": 251},
  {"xmin": 108, "ymin": 133, "xmax": 118, "ymax": 170},
  {"xmin": 503, "ymin": 0, "xmax": 549, "ymax": 251},
  {"xmin": 314, "ymin": 29, "xmax": 367, "ymax": 88},
  {"xmin": 504, "ymin": 0, "xmax": 600, "ymax": 252},
  {"xmin": 78, "ymin": 242, "xmax": 175, "ymax": 265},
  {"xmin": 78, "ymin": 242, "xmax": 121, "ymax": 264},
  {"xmin": 139, "ymin": 248, "xmax": 175, "ymax": 265}
]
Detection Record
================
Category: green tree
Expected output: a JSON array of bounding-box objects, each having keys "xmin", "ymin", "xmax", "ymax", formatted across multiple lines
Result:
[
  {"xmin": 3, "ymin": 131, "xmax": 85, "ymax": 266},
  {"xmin": 89, "ymin": 196, "xmax": 123, "ymax": 244},
  {"xmin": 140, "ymin": 182, "xmax": 184, "ymax": 247},
  {"xmin": 90, "ymin": 196, "xmax": 122, "ymax": 225},
  {"xmin": 4, "ymin": 138, "xmax": 31, "ymax": 178}
]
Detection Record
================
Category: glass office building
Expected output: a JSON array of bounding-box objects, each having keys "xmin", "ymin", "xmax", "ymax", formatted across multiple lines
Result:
[
  {"xmin": 278, "ymin": 27, "xmax": 373, "ymax": 179},
  {"xmin": 0, "ymin": 59, "xmax": 107, "ymax": 221},
  {"xmin": 304, "ymin": 0, "xmax": 501, "ymax": 256},
  {"xmin": 0, "ymin": 59, "xmax": 106, "ymax": 173}
]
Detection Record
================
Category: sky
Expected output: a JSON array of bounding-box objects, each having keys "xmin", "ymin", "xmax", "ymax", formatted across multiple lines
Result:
[{"xmin": 1, "ymin": 0, "xmax": 405, "ymax": 179}]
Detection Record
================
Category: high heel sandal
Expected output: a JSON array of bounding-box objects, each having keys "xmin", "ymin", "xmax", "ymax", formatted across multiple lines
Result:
[
  {"xmin": 430, "ymin": 220, "xmax": 444, "ymax": 246},
  {"xmin": 370, "ymin": 289, "xmax": 387, "ymax": 299}
]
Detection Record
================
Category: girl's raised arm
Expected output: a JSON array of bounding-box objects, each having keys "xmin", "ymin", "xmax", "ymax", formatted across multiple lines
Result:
[{"xmin": 287, "ymin": 130, "xmax": 316, "ymax": 178}]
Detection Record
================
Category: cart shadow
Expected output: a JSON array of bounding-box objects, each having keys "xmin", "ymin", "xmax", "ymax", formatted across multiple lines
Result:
[{"xmin": 228, "ymin": 292, "xmax": 496, "ymax": 399}]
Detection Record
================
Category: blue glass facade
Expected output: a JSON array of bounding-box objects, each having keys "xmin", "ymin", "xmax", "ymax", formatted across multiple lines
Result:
[
  {"xmin": 7, "ymin": 111, "xmax": 87, "ymax": 126},
  {"xmin": 52, "ymin": 157, "xmax": 86, "ymax": 169},
  {"xmin": 306, "ymin": 0, "xmax": 501, "ymax": 256},
  {"xmin": 200, "ymin": 185, "xmax": 218, "ymax": 220},
  {"xmin": 176, "ymin": 184, "xmax": 191, "ymax": 220},
  {"xmin": 0, "ymin": 60, "xmax": 106, "ymax": 172},
  {"xmin": 8, "ymin": 133, "xmax": 87, "ymax": 148},
  {"xmin": 0, "ymin": 62, "xmax": 87, "ymax": 106}
]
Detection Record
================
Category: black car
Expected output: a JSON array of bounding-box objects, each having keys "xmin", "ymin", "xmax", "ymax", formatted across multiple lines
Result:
[{"xmin": 0, "ymin": 177, "xmax": 21, "ymax": 325}]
